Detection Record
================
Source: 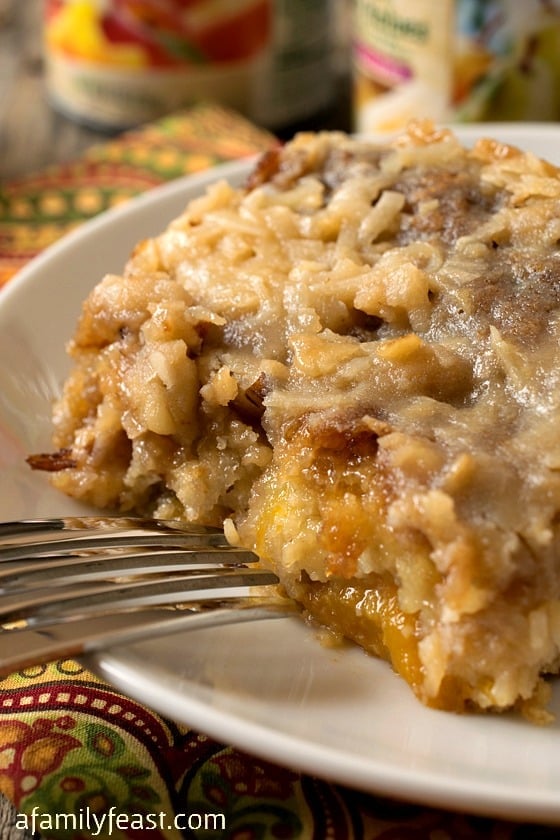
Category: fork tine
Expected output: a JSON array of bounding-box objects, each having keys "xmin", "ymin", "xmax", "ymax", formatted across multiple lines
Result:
[
  {"xmin": 0, "ymin": 546, "xmax": 259, "ymax": 589},
  {"xmin": 0, "ymin": 516, "xmax": 228, "ymax": 561},
  {"xmin": 0, "ymin": 599, "xmax": 293, "ymax": 678},
  {"xmin": 0, "ymin": 516, "xmax": 225, "ymax": 539},
  {"xmin": 0, "ymin": 516, "xmax": 293, "ymax": 678},
  {"xmin": 0, "ymin": 567, "xmax": 279, "ymax": 623}
]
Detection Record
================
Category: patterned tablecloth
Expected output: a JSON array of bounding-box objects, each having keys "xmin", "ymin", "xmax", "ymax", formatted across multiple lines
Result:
[{"xmin": 0, "ymin": 102, "xmax": 557, "ymax": 840}]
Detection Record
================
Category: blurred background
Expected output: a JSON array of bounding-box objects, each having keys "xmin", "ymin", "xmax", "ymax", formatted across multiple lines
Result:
[
  {"xmin": 0, "ymin": 0, "xmax": 352, "ymax": 181},
  {"xmin": 3, "ymin": 1, "xmax": 560, "ymax": 180}
]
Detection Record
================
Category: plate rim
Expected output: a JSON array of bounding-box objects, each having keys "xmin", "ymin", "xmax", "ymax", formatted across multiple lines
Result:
[{"xmin": 86, "ymin": 641, "xmax": 560, "ymax": 823}]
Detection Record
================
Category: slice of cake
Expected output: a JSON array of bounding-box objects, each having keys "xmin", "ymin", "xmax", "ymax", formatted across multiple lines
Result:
[{"xmin": 31, "ymin": 122, "xmax": 560, "ymax": 718}]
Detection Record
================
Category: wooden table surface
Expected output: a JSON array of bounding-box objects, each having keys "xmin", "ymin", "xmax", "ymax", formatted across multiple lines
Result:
[{"xmin": 0, "ymin": 0, "xmax": 352, "ymax": 182}]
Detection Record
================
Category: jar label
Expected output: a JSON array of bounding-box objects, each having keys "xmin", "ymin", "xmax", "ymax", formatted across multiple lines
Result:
[
  {"xmin": 353, "ymin": 0, "xmax": 560, "ymax": 133},
  {"xmin": 44, "ymin": 0, "xmax": 333, "ymax": 130}
]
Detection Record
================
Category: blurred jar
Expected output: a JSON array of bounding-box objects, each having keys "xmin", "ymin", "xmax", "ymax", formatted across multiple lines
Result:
[
  {"xmin": 44, "ymin": 0, "xmax": 335, "ymax": 131},
  {"xmin": 352, "ymin": 0, "xmax": 560, "ymax": 135}
]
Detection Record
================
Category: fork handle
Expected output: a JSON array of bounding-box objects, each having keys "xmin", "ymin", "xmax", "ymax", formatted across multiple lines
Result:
[{"xmin": 0, "ymin": 601, "xmax": 291, "ymax": 677}]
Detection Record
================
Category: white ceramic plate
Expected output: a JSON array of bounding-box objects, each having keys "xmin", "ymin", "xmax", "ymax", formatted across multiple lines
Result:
[{"xmin": 3, "ymin": 126, "xmax": 560, "ymax": 824}]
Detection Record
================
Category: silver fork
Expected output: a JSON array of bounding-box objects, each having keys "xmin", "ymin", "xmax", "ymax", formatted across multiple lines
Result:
[{"xmin": 0, "ymin": 516, "xmax": 293, "ymax": 676}]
